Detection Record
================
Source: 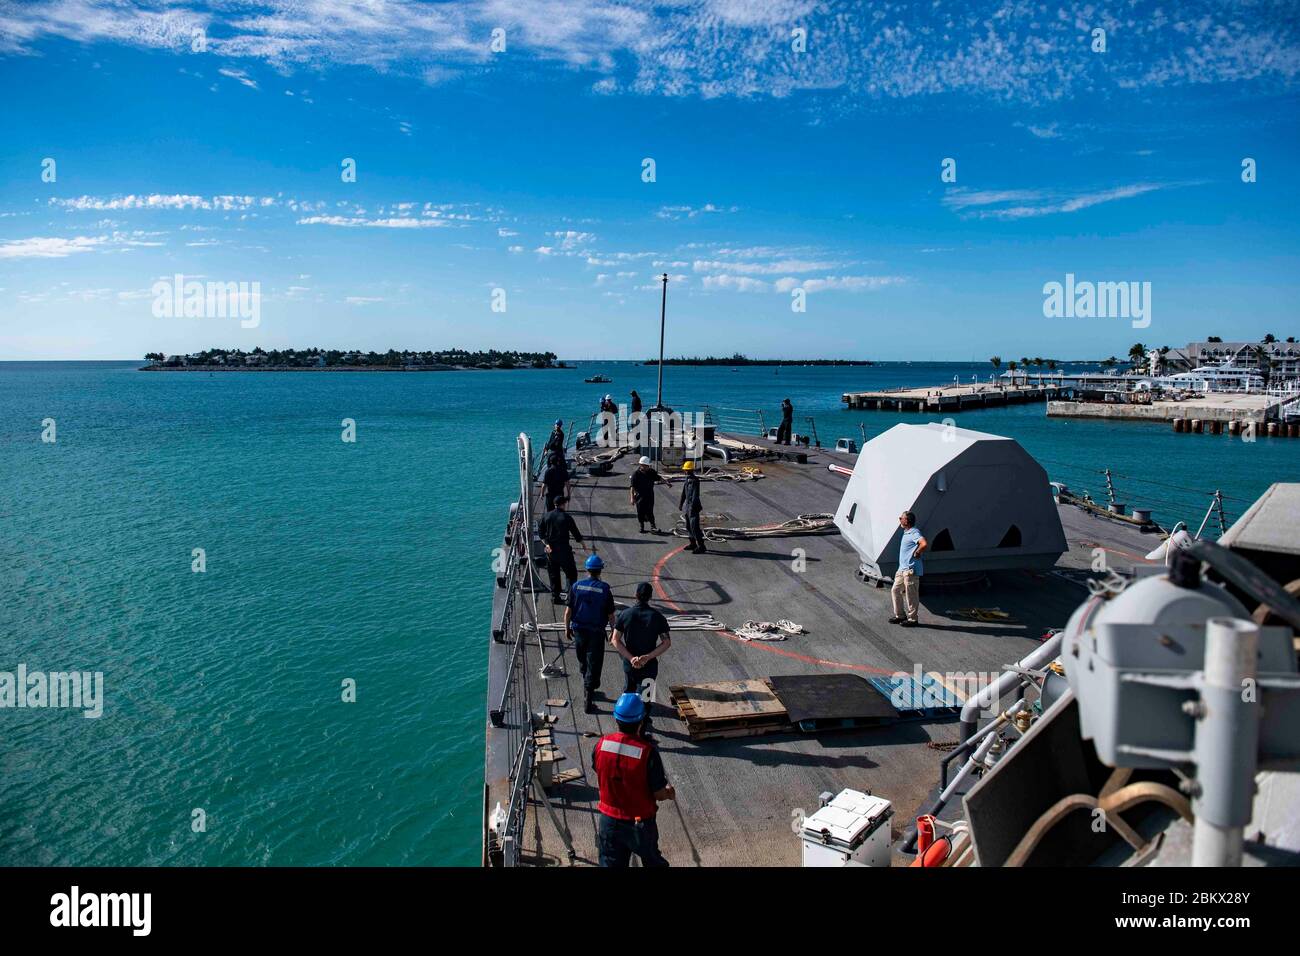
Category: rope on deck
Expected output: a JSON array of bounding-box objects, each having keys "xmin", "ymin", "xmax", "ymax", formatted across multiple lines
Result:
[
  {"xmin": 673, "ymin": 512, "xmax": 837, "ymax": 541},
  {"xmin": 663, "ymin": 466, "xmax": 765, "ymax": 483},
  {"xmin": 523, "ymin": 612, "xmax": 726, "ymax": 633},
  {"xmin": 734, "ymin": 620, "xmax": 805, "ymax": 642}
]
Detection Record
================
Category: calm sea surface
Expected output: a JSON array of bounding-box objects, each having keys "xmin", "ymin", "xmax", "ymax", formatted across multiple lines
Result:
[{"xmin": 1, "ymin": 360, "xmax": 1295, "ymax": 865}]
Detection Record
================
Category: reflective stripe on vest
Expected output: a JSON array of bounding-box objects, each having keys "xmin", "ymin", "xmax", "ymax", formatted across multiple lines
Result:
[
  {"xmin": 599, "ymin": 738, "xmax": 645, "ymax": 760},
  {"xmin": 595, "ymin": 732, "xmax": 658, "ymax": 821}
]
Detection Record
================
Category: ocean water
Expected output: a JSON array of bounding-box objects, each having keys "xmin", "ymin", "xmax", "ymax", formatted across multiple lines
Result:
[{"xmin": 1, "ymin": 360, "xmax": 1295, "ymax": 866}]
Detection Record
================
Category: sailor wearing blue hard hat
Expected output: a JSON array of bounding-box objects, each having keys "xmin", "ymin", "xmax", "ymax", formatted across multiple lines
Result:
[
  {"xmin": 592, "ymin": 691, "xmax": 675, "ymax": 867},
  {"xmin": 565, "ymin": 552, "xmax": 615, "ymax": 713}
]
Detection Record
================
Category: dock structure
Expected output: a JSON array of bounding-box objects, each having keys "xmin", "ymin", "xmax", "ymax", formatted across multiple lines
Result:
[
  {"xmin": 1047, "ymin": 391, "xmax": 1285, "ymax": 424},
  {"xmin": 842, "ymin": 382, "xmax": 1059, "ymax": 412},
  {"xmin": 484, "ymin": 430, "xmax": 1161, "ymax": 867}
]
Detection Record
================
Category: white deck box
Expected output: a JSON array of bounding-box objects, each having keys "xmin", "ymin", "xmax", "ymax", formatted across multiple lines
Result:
[{"xmin": 800, "ymin": 789, "xmax": 893, "ymax": 867}]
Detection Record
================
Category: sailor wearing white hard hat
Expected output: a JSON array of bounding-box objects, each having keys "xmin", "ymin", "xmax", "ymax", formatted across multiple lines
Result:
[{"xmin": 629, "ymin": 455, "xmax": 669, "ymax": 533}]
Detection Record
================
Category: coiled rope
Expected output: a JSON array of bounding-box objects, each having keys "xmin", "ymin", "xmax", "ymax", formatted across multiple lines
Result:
[
  {"xmin": 673, "ymin": 512, "xmax": 838, "ymax": 541},
  {"xmin": 664, "ymin": 466, "xmax": 764, "ymax": 483},
  {"xmin": 734, "ymin": 620, "xmax": 806, "ymax": 642},
  {"xmin": 1085, "ymin": 569, "xmax": 1131, "ymax": 597}
]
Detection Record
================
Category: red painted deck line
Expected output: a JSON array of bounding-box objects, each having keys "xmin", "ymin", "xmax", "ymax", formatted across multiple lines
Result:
[{"xmin": 651, "ymin": 544, "xmax": 895, "ymax": 676}]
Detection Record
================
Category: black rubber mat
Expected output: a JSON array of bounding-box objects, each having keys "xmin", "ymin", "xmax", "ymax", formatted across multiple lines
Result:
[{"xmin": 767, "ymin": 674, "xmax": 896, "ymax": 726}]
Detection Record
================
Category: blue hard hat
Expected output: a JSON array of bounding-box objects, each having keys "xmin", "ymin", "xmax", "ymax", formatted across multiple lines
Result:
[
  {"xmin": 614, "ymin": 692, "xmax": 646, "ymax": 723},
  {"xmin": 585, "ymin": 554, "xmax": 604, "ymax": 571},
  {"xmin": 554, "ymin": 419, "xmax": 563, "ymax": 427}
]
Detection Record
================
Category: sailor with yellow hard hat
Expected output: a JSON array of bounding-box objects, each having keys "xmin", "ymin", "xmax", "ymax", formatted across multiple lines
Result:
[{"xmin": 678, "ymin": 458, "xmax": 706, "ymax": 553}]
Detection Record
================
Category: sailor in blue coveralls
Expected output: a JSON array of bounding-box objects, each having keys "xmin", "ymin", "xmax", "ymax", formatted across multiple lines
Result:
[{"xmin": 565, "ymin": 554, "xmax": 616, "ymax": 713}]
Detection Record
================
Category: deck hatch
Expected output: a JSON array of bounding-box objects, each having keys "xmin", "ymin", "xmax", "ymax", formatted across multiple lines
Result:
[{"xmin": 766, "ymin": 674, "xmax": 896, "ymax": 730}]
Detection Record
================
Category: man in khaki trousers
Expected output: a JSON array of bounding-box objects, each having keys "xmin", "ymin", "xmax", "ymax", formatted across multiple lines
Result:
[{"xmin": 889, "ymin": 511, "xmax": 928, "ymax": 628}]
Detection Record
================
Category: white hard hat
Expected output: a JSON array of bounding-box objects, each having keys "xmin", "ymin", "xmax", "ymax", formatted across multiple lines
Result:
[
  {"xmin": 604, "ymin": 394, "xmax": 612, "ymax": 401},
  {"xmin": 639, "ymin": 456, "xmax": 651, "ymax": 465}
]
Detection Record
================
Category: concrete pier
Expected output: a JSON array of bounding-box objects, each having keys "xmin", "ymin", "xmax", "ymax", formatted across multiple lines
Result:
[
  {"xmin": 842, "ymin": 382, "xmax": 1058, "ymax": 412},
  {"xmin": 1047, "ymin": 392, "xmax": 1282, "ymax": 424}
]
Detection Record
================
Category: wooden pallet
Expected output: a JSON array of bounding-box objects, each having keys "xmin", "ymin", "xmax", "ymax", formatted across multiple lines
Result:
[{"xmin": 669, "ymin": 679, "xmax": 791, "ymax": 740}]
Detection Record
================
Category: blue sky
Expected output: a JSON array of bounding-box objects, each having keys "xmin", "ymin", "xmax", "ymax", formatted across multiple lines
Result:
[{"xmin": 1, "ymin": 1, "xmax": 1298, "ymax": 360}]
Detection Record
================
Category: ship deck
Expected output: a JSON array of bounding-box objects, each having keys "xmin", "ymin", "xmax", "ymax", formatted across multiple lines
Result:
[{"xmin": 483, "ymin": 434, "xmax": 1160, "ymax": 867}]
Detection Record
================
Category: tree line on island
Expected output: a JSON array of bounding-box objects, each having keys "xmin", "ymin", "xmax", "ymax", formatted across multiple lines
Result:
[
  {"xmin": 142, "ymin": 347, "xmax": 562, "ymax": 370},
  {"xmin": 644, "ymin": 353, "xmax": 873, "ymax": 367}
]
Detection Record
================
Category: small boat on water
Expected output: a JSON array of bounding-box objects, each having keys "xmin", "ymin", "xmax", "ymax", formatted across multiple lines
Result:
[{"xmin": 584, "ymin": 374, "xmax": 612, "ymax": 384}]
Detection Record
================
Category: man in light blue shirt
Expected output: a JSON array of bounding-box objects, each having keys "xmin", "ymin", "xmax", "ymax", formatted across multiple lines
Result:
[{"xmin": 890, "ymin": 510, "xmax": 928, "ymax": 627}]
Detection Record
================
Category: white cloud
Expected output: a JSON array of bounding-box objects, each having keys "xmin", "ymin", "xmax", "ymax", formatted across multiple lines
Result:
[
  {"xmin": 51, "ymin": 194, "xmax": 271, "ymax": 211},
  {"xmin": 0, "ymin": 231, "xmax": 162, "ymax": 258},
  {"xmin": 551, "ymin": 229, "xmax": 595, "ymax": 250},
  {"xmin": 943, "ymin": 183, "xmax": 1172, "ymax": 220},
  {"xmin": 773, "ymin": 275, "xmax": 905, "ymax": 293},
  {"xmin": 657, "ymin": 203, "xmax": 738, "ymax": 219},
  {"xmin": 0, "ymin": 236, "xmax": 107, "ymax": 258},
  {"xmin": 692, "ymin": 257, "xmax": 838, "ymax": 275},
  {"xmin": 297, "ymin": 215, "xmax": 453, "ymax": 228},
  {"xmin": 701, "ymin": 274, "xmax": 769, "ymax": 293},
  {"xmin": 3, "ymin": 2, "xmax": 1293, "ymax": 102},
  {"xmin": 218, "ymin": 67, "xmax": 258, "ymax": 89}
]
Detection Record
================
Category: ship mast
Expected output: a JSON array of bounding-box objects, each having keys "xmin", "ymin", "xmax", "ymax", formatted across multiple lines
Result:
[{"xmin": 655, "ymin": 272, "xmax": 668, "ymax": 411}]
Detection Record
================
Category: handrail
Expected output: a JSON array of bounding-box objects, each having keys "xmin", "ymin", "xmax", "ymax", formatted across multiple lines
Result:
[
  {"xmin": 489, "ymin": 432, "xmax": 542, "ymax": 866},
  {"xmin": 499, "ymin": 730, "xmax": 536, "ymax": 868},
  {"xmin": 702, "ymin": 403, "xmax": 767, "ymax": 437}
]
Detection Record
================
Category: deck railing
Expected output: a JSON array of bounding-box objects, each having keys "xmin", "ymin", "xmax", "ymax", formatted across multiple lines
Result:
[
  {"xmin": 701, "ymin": 403, "xmax": 767, "ymax": 437},
  {"xmin": 487, "ymin": 433, "xmax": 543, "ymax": 867},
  {"xmin": 1039, "ymin": 454, "xmax": 1240, "ymax": 534}
]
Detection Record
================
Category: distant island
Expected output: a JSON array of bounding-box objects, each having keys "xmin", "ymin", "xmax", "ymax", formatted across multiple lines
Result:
[
  {"xmin": 141, "ymin": 348, "xmax": 563, "ymax": 371},
  {"xmin": 645, "ymin": 353, "xmax": 874, "ymax": 367}
]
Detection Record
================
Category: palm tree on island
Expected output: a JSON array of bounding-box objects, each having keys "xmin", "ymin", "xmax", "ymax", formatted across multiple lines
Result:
[{"xmin": 1128, "ymin": 342, "xmax": 1147, "ymax": 373}]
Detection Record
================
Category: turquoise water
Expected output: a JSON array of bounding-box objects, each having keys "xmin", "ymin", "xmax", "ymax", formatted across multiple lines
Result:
[{"xmin": 1, "ymin": 360, "xmax": 1294, "ymax": 866}]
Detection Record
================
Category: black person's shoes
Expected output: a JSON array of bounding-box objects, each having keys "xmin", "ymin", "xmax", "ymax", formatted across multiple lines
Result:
[{"xmin": 888, "ymin": 616, "xmax": 903, "ymax": 624}]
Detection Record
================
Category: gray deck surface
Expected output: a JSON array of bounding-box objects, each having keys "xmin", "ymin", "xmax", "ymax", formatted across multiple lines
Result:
[{"xmin": 483, "ymin": 436, "xmax": 1159, "ymax": 867}]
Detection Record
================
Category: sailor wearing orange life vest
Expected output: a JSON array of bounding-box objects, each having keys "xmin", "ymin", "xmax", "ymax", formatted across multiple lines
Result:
[{"xmin": 592, "ymin": 692, "xmax": 675, "ymax": 867}]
